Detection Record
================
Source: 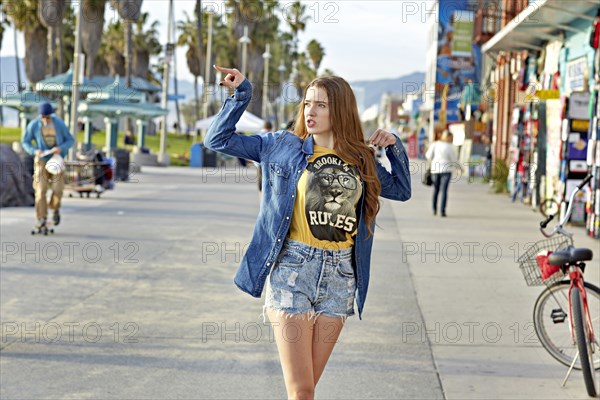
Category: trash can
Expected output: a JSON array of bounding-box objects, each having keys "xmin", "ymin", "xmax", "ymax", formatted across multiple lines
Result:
[
  {"xmin": 190, "ymin": 143, "xmax": 203, "ymax": 167},
  {"xmin": 112, "ymin": 148, "xmax": 130, "ymax": 181},
  {"xmin": 202, "ymin": 146, "xmax": 217, "ymax": 167},
  {"xmin": 190, "ymin": 144, "xmax": 217, "ymax": 168}
]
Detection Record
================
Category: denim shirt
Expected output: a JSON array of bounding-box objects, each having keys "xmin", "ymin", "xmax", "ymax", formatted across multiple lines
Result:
[
  {"xmin": 204, "ymin": 79, "xmax": 411, "ymax": 319},
  {"xmin": 22, "ymin": 115, "xmax": 75, "ymax": 161}
]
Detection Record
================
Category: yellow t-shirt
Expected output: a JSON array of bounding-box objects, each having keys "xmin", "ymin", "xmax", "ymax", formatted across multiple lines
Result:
[{"xmin": 288, "ymin": 145, "xmax": 363, "ymax": 250}]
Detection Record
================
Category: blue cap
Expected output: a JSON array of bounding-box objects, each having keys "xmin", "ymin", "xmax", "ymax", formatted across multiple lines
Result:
[{"xmin": 38, "ymin": 102, "xmax": 53, "ymax": 116}]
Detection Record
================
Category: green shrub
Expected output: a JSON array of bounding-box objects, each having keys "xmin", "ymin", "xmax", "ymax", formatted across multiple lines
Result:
[{"xmin": 492, "ymin": 159, "xmax": 509, "ymax": 194}]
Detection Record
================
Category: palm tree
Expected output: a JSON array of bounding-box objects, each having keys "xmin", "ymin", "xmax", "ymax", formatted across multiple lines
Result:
[
  {"xmin": 177, "ymin": 11, "xmax": 202, "ymax": 123},
  {"xmin": 38, "ymin": 0, "xmax": 67, "ymax": 76},
  {"xmin": 296, "ymin": 52, "xmax": 316, "ymax": 88},
  {"xmin": 132, "ymin": 12, "xmax": 161, "ymax": 81},
  {"xmin": 58, "ymin": 4, "xmax": 75, "ymax": 73},
  {"xmin": 285, "ymin": 1, "xmax": 309, "ymax": 66},
  {"xmin": 110, "ymin": 0, "xmax": 143, "ymax": 87},
  {"xmin": 0, "ymin": 2, "xmax": 9, "ymax": 50},
  {"xmin": 306, "ymin": 39, "xmax": 325, "ymax": 74},
  {"xmin": 8, "ymin": 0, "xmax": 47, "ymax": 84},
  {"xmin": 225, "ymin": 0, "xmax": 280, "ymax": 115},
  {"xmin": 98, "ymin": 20, "xmax": 125, "ymax": 76},
  {"xmin": 81, "ymin": 0, "xmax": 106, "ymax": 78}
]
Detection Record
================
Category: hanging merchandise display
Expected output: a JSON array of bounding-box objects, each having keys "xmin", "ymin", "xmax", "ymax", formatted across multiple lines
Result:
[
  {"xmin": 559, "ymin": 92, "xmax": 591, "ymax": 225},
  {"xmin": 587, "ymin": 89, "xmax": 600, "ymax": 238},
  {"xmin": 545, "ymin": 99, "xmax": 564, "ymax": 206}
]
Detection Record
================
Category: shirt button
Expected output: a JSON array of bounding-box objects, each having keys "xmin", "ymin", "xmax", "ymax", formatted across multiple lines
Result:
[
  {"xmin": 286, "ymin": 216, "xmax": 290, "ymax": 220},
  {"xmin": 291, "ymin": 195, "xmax": 295, "ymax": 198},
  {"xmin": 277, "ymin": 239, "xmax": 281, "ymax": 242},
  {"xmin": 267, "ymin": 262, "xmax": 271, "ymax": 266}
]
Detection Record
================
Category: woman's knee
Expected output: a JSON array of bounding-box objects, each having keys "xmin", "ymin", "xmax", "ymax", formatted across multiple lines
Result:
[{"xmin": 287, "ymin": 386, "xmax": 314, "ymax": 400}]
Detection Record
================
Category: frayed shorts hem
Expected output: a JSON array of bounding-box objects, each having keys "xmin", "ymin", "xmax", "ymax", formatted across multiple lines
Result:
[{"xmin": 260, "ymin": 305, "xmax": 353, "ymax": 325}]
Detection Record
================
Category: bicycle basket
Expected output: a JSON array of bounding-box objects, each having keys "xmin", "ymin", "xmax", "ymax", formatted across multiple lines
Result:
[{"xmin": 517, "ymin": 236, "xmax": 573, "ymax": 286}]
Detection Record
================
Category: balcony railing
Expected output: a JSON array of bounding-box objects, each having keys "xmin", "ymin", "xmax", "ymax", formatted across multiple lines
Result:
[{"xmin": 473, "ymin": 0, "xmax": 532, "ymax": 45}]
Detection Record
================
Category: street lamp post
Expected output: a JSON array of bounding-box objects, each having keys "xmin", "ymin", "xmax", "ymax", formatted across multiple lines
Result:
[
  {"xmin": 262, "ymin": 44, "xmax": 271, "ymax": 120},
  {"xmin": 202, "ymin": 11, "xmax": 214, "ymax": 120},
  {"xmin": 239, "ymin": 26, "xmax": 250, "ymax": 76},
  {"xmin": 159, "ymin": 0, "xmax": 175, "ymax": 166},
  {"xmin": 287, "ymin": 59, "xmax": 299, "ymax": 121},
  {"xmin": 69, "ymin": 2, "xmax": 83, "ymax": 160},
  {"xmin": 278, "ymin": 61, "xmax": 286, "ymax": 128}
]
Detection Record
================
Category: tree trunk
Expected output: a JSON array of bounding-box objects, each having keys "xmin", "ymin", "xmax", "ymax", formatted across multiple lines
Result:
[
  {"xmin": 194, "ymin": 75, "xmax": 199, "ymax": 124},
  {"xmin": 94, "ymin": 55, "xmax": 110, "ymax": 76},
  {"xmin": 133, "ymin": 49, "xmax": 149, "ymax": 79},
  {"xmin": 124, "ymin": 20, "xmax": 132, "ymax": 86},
  {"xmin": 25, "ymin": 25, "xmax": 48, "ymax": 84},
  {"xmin": 56, "ymin": 24, "xmax": 63, "ymax": 73},
  {"xmin": 108, "ymin": 53, "xmax": 125, "ymax": 76},
  {"xmin": 14, "ymin": 28, "xmax": 22, "ymax": 90},
  {"xmin": 81, "ymin": 0, "xmax": 106, "ymax": 78},
  {"xmin": 47, "ymin": 27, "xmax": 56, "ymax": 75}
]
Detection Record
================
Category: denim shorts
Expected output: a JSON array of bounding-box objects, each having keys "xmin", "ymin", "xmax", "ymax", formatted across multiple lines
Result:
[{"xmin": 263, "ymin": 238, "xmax": 356, "ymax": 322}]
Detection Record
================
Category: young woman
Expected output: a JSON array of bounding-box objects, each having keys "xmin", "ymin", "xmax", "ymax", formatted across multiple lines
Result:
[{"xmin": 205, "ymin": 65, "xmax": 411, "ymax": 399}]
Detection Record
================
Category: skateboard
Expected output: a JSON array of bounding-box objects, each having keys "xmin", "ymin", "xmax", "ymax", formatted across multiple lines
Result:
[{"xmin": 31, "ymin": 220, "xmax": 55, "ymax": 236}]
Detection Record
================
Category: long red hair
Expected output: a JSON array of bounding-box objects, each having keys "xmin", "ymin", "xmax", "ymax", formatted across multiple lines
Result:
[{"xmin": 293, "ymin": 76, "xmax": 381, "ymax": 236}]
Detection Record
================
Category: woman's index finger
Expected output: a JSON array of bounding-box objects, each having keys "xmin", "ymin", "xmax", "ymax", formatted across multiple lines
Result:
[{"xmin": 213, "ymin": 65, "xmax": 235, "ymax": 74}]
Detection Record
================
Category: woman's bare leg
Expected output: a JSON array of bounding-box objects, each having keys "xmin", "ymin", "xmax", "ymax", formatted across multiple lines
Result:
[
  {"xmin": 267, "ymin": 309, "xmax": 315, "ymax": 400},
  {"xmin": 312, "ymin": 315, "xmax": 344, "ymax": 386}
]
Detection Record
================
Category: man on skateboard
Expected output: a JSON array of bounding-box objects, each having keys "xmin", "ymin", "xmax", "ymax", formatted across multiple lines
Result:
[{"xmin": 22, "ymin": 102, "xmax": 74, "ymax": 229}]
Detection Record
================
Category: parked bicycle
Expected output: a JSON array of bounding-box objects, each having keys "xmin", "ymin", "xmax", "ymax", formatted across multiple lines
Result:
[{"xmin": 518, "ymin": 174, "xmax": 599, "ymax": 397}]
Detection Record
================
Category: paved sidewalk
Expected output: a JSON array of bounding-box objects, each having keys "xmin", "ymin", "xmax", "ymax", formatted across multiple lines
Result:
[
  {"xmin": 395, "ymin": 161, "xmax": 599, "ymax": 399},
  {"xmin": 0, "ymin": 163, "xmax": 597, "ymax": 399}
]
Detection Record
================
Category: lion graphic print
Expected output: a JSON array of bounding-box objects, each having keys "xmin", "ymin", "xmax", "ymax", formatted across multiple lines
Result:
[
  {"xmin": 305, "ymin": 154, "xmax": 361, "ymax": 241},
  {"xmin": 288, "ymin": 147, "xmax": 362, "ymax": 249}
]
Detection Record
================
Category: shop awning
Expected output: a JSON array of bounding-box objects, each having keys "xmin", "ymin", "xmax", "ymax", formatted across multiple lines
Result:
[{"xmin": 482, "ymin": 0, "xmax": 599, "ymax": 54}]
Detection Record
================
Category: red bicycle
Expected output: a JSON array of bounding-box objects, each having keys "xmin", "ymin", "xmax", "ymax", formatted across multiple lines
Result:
[{"xmin": 518, "ymin": 174, "xmax": 599, "ymax": 397}]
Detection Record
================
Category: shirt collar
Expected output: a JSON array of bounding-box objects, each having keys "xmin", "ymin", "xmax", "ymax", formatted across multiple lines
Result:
[{"xmin": 301, "ymin": 134, "xmax": 314, "ymax": 155}]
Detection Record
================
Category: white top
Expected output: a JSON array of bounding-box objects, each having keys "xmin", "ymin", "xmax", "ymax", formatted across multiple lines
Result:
[{"xmin": 425, "ymin": 141, "xmax": 458, "ymax": 174}]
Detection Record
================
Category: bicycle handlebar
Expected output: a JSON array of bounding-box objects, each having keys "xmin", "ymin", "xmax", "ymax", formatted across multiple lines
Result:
[
  {"xmin": 540, "ymin": 214, "xmax": 554, "ymax": 229},
  {"xmin": 539, "ymin": 174, "xmax": 593, "ymax": 238}
]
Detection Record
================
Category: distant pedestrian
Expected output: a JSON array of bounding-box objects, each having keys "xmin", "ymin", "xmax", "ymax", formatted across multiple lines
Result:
[
  {"xmin": 205, "ymin": 65, "xmax": 411, "ymax": 399},
  {"xmin": 21, "ymin": 102, "xmax": 74, "ymax": 228},
  {"xmin": 482, "ymin": 134, "xmax": 492, "ymax": 180},
  {"xmin": 426, "ymin": 130, "xmax": 458, "ymax": 217},
  {"xmin": 124, "ymin": 130, "xmax": 135, "ymax": 146},
  {"xmin": 511, "ymin": 154, "xmax": 526, "ymax": 203}
]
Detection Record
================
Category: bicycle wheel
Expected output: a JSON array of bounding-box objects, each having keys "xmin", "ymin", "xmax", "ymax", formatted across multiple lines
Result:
[
  {"xmin": 533, "ymin": 281, "xmax": 600, "ymax": 371},
  {"xmin": 539, "ymin": 198, "xmax": 560, "ymax": 217},
  {"xmin": 571, "ymin": 286, "xmax": 597, "ymax": 397}
]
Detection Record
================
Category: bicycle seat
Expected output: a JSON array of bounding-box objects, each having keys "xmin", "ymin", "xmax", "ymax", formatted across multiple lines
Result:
[{"xmin": 548, "ymin": 245, "xmax": 593, "ymax": 266}]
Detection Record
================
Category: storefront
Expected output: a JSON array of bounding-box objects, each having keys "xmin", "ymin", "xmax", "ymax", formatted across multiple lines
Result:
[{"xmin": 482, "ymin": 0, "xmax": 600, "ymax": 238}]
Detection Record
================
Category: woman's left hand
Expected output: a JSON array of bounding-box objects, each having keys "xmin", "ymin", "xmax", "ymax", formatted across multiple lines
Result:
[{"xmin": 368, "ymin": 129, "xmax": 396, "ymax": 148}]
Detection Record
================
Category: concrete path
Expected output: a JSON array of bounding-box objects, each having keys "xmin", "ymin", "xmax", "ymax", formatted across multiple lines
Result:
[{"xmin": 0, "ymin": 162, "xmax": 597, "ymax": 399}]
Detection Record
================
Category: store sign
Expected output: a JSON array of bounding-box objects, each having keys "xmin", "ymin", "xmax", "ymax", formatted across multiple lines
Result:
[
  {"xmin": 536, "ymin": 90, "xmax": 560, "ymax": 100},
  {"xmin": 473, "ymin": 122, "xmax": 486, "ymax": 132},
  {"xmin": 451, "ymin": 11, "xmax": 474, "ymax": 57},
  {"xmin": 571, "ymin": 119, "xmax": 590, "ymax": 132},
  {"xmin": 435, "ymin": 0, "xmax": 480, "ymax": 120},
  {"xmin": 566, "ymin": 57, "xmax": 588, "ymax": 93},
  {"xmin": 568, "ymin": 91, "xmax": 590, "ymax": 120}
]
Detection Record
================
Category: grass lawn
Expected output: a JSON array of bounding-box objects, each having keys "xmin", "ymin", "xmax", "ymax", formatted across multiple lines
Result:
[{"xmin": 1, "ymin": 126, "xmax": 197, "ymax": 166}]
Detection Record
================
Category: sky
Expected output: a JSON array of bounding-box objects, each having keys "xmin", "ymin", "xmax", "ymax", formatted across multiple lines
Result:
[{"xmin": 1, "ymin": 0, "xmax": 429, "ymax": 83}]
